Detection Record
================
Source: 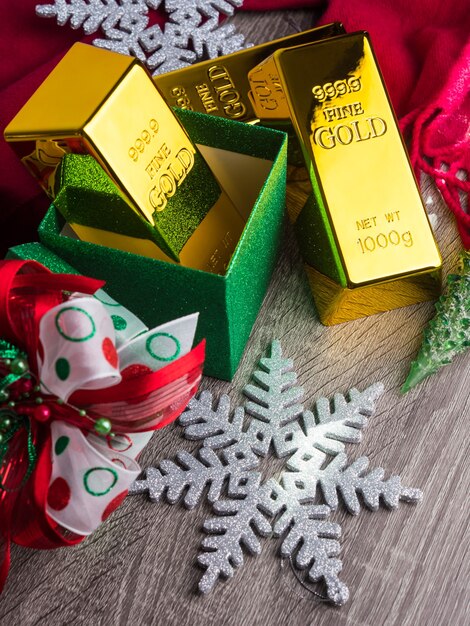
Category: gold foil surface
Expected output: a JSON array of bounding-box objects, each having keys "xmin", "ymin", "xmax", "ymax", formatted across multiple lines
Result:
[
  {"xmin": 248, "ymin": 54, "xmax": 291, "ymax": 122},
  {"xmin": 153, "ymin": 23, "xmax": 345, "ymax": 124},
  {"xmin": 274, "ymin": 32, "xmax": 442, "ymax": 323},
  {"xmin": 4, "ymin": 43, "xmax": 243, "ymax": 263}
]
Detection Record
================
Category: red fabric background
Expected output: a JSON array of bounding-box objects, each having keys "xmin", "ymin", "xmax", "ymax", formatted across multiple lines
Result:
[{"xmin": 0, "ymin": 1, "xmax": 468, "ymax": 254}]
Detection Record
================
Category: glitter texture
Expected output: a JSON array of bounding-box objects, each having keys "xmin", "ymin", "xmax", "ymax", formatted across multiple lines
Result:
[
  {"xmin": 402, "ymin": 250, "xmax": 470, "ymax": 392},
  {"xmin": 10, "ymin": 109, "xmax": 288, "ymax": 381},
  {"xmin": 129, "ymin": 341, "xmax": 420, "ymax": 604},
  {"xmin": 55, "ymin": 151, "xmax": 221, "ymax": 258},
  {"xmin": 7, "ymin": 243, "xmax": 79, "ymax": 275},
  {"xmin": 36, "ymin": 0, "xmax": 248, "ymax": 75}
]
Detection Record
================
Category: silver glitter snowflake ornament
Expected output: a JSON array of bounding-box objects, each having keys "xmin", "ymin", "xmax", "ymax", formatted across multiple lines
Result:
[
  {"xmin": 130, "ymin": 341, "xmax": 422, "ymax": 605},
  {"xmin": 36, "ymin": 0, "xmax": 248, "ymax": 75}
]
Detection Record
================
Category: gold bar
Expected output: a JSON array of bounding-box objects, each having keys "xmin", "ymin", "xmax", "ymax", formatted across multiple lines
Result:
[
  {"xmin": 56, "ymin": 152, "xmax": 247, "ymax": 275},
  {"xmin": 248, "ymin": 55, "xmax": 291, "ymax": 122},
  {"xmin": 262, "ymin": 32, "xmax": 442, "ymax": 324},
  {"xmin": 4, "ymin": 43, "xmax": 244, "ymax": 264},
  {"xmin": 153, "ymin": 23, "xmax": 345, "ymax": 124}
]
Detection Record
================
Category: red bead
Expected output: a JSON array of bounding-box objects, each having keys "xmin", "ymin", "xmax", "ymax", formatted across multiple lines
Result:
[
  {"xmin": 16, "ymin": 406, "xmax": 33, "ymax": 416},
  {"xmin": 34, "ymin": 404, "xmax": 51, "ymax": 422},
  {"xmin": 20, "ymin": 379, "xmax": 33, "ymax": 394}
]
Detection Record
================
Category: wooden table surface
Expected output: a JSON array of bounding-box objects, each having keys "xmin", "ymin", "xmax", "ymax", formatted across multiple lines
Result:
[{"xmin": 1, "ymin": 10, "xmax": 469, "ymax": 626}]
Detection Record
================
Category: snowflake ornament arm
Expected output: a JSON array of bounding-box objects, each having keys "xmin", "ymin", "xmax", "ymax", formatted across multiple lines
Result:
[
  {"xmin": 189, "ymin": 16, "xmax": 246, "ymax": 58},
  {"xmin": 129, "ymin": 444, "xmax": 259, "ymax": 508},
  {"xmin": 36, "ymin": 0, "xmax": 249, "ymax": 76},
  {"xmin": 284, "ymin": 383, "xmax": 384, "ymax": 466},
  {"xmin": 283, "ymin": 451, "xmax": 422, "ymax": 516},
  {"xmin": 198, "ymin": 472, "xmax": 272, "ymax": 594},
  {"xmin": 36, "ymin": 0, "xmax": 161, "ymax": 34},
  {"xmin": 316, "ymin": 453, "xmax": 422, "ymax": 514},
  {"xmin": 242, "ymin": 339, "xmax": 306, "ymax": 458},
  {"xmin": 179, "ymin": 391, "xmax": 244, "ymax": 448},
  {"xmin": 181, "ymin": 341, "xmax": 306, "ymax": 459},
  {"xmin": 260, "ymin": 479, "xmax": 349, "ymax": 606}
]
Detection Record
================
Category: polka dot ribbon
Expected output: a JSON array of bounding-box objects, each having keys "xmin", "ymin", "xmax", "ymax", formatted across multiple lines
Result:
[
  {"xmin": 47, "ymin": 421, "xmax": 141, "ymax": 535},
  {"xmin": 39, "ymin": 289, "xmax": 198, "ymax": 402},
  {"xmin": 38, "ymin": 289, "xmax": 200, "ymax": 535},
  {"xmin": 0, "ymin": 261, "xmax": 205, "ymax": 595}
]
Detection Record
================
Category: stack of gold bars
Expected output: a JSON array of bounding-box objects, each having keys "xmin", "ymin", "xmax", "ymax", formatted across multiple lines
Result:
[{"xmin": 4, "ymin": 23, "xmax": 442, "ymax": 376}]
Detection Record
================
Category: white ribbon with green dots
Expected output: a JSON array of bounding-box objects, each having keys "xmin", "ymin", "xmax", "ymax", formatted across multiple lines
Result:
[{"xmin": 38, "ymin": 289, "xmax": 198, "ymax": 535}]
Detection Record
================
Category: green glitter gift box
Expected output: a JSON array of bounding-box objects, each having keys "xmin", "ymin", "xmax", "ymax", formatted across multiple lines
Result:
[{"xmin": 8, "ymin": 109, "xmax": 287, "ymax": 380}]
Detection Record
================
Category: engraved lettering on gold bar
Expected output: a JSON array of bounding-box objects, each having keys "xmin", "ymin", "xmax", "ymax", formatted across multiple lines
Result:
[
  {"xmin": 195, "ymin": 83, "xmax": 219, "ymax": 113},
  {"xmin": 384, "ymin": 210, "xmax": 401, "ymax": 222},
  {"xmin": 312, "ymin": 76, "xmax": 362, "ymax": 102},
  {"xmin": 128, "ymin": 118, "xmax": 160, "ymax": 162},
  {"xmin": 357, "ymin": 229, "xmax": 414, "ymax": 255},
  {"xmin": 169, "ymin": 85, "xmax": 193, "ymax": 110},
  {"xmin": 323, "ymin": 101, "xmax": 365, "ymax": 121},
  {"xmin": 356, "ymin": 217, "xmax": 377, "ymax": 230},
  {"xmin": 155, "ymin": 23, "xmax": 346, "ymax": 123},
  {"xmin": 313, "ymin": 116, "xmax": 387, "ymax": 149},
  {"xmin": 207, "ymin": 65, "xmax": 247, "ymax": 119},
  {"xmin": 149, "ymin": 147, "xmax": 195, "ymax": 214},
  {"xmin": 247, "ymin": 57, "xmax": 291, "ymax": 120},
  {"xmin": 145, "ymin": 142, "xmax": 172, "ymax": 179},
  {"xmin": 205, "ymin": 230, "xmax": 234, "ymax": 272},
  {"xmin": 249, "ymin": 65, "xmax": 285, "ymax": 113}
]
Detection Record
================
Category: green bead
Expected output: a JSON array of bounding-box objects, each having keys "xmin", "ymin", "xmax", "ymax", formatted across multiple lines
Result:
[
  {"xmin": 79, "ymin": 409, "xmax": 87, "ymax": 417},
  {"xmin": 0, "ymin": 433, "xmax": 3, "ymax": 444},
  {"xmin": 34, "ymin": 385, "xmax": 41, "ymax": 393},
  {"xmin": 1, "ymin": 418, "xmax": 12, "ymax": 430},
  {"xmin": 35, "ymin": 396, "xmax": 44, "ymax": 405},
  {"xmin": 0, "ymin": 389, "xmax": 10, "ymax": 402},
  {"xmin": 94, "ymin": 417, "xmax": 112, "ymax": 435},
  {"xmin": 8, "ymin": 401, "xmax": 15, "ymax": 408},
  {"xmin": 57, "ymin": 398, "xmax": 64, "ymax": 405},
  {"xmin": 10, "ymin": 358, "xmax": 28, "ymax": 375},
  {"xmin": 4, "ymin": 360, "xmax": 11, "ymax": 366}
]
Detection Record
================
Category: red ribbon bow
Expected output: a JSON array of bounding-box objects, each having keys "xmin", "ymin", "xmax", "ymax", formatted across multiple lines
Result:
[{"xmin": 0, "ymin": 259, "xmax": 205, "ymax": 593}]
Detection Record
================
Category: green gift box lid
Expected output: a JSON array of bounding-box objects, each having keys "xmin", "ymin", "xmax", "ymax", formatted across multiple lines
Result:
[{"xmin": 9, "ymin": 109, "xmax": 287, "ymax": 380}]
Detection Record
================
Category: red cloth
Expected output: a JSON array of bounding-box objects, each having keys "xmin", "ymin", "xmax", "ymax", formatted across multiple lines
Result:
[{"xmin": 1, "ymin": 1, "xmax": 469, "ymax": 252}]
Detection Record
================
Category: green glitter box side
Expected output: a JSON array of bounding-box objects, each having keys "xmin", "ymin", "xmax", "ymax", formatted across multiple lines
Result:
[{"xmin": 9, "ymin": 109, "xmax": 287, "ymax": 381}]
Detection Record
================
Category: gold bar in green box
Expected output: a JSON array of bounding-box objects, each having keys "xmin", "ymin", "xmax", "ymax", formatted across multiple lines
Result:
[{"xmin": 8, "ymin": 109, "xmax": 288, "ymax": 381}]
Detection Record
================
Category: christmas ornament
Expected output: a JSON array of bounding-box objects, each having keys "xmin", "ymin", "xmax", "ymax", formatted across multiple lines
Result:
[
  {"xmin": 402, "ymin": 250, "xmax": 470, "ymax": 393},
  {"xmin": 36, "ymin": 0, "xmax": 247, "ymax": 75},
  {"xmin": 0, "ymin": 259, "xmax": 205, "ymax": 594},
  {"xmin": 131, "ymin": 340, "xmax": 421, "ymax": 605}
]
